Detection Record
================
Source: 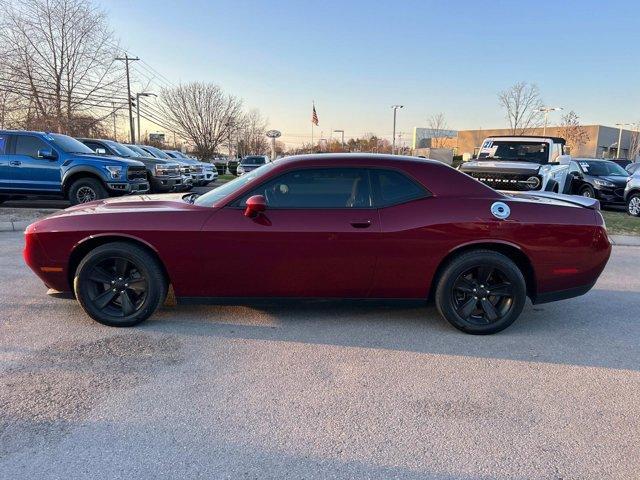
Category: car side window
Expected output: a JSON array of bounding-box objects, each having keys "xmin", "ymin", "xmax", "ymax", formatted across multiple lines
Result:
[
  {"xmin": 83, "ymin": 141, "xmax": 102, "ymax": 152},
  {"xmin": 370, "ymin": 169, "xmax": 428, "ymax": 207},
  {"xmin": 14, "ymin": 135, "xmax": 50, "ymax": 158},
  {"xmin": 239, "ymin": 168, "xmax": 371, "ymax": 208},
  {"xmin": 569, "ymin": 161, "xmax": 581, "ymax": 174},
  {"xmin": 0, "ymin": 134, "xmax": 8, "ymax": 155}
]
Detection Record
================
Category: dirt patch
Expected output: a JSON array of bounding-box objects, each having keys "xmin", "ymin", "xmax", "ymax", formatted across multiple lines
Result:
[{"xmin": 0, "ymin": 208, "xmax": 58, "ymax": 224}]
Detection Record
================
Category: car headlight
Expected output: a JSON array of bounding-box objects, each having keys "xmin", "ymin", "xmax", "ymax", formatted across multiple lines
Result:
[
  {"xmin": 593, "ymin": 179, "xmax": 615, "ymax": 188},
  {"xmin": 105, "ymin": 165, "xmax": 123, "ymax": 179},
  {"xmin": 154, "ymin": 164, "xmax": 170, "ymax": 176}
]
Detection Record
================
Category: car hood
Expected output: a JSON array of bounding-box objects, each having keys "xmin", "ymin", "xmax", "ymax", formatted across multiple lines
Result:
[
  {"xmin": 460, "ymin": 160, "xmax": 541, "ymax": 175},
  {"xmin": 597, "ymin": 175, "xmax": 629, "ymax": 185},
  {"xmin": 72, "ymin": 153, "xmax": 145, "ymax": 167}
]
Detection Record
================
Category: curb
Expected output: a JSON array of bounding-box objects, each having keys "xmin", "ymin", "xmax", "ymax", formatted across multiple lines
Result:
[
  {"xmin": 609, "ymin": 235, "xmax": 640, "ymax": 247},
  {"xmin": 0, "ymin": 221, "xmax": 30, "ymax": 232}
]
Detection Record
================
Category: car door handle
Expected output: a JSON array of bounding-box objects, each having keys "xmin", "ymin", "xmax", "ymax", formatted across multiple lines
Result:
[
  {"xmin": 9, "ymin": 160, "xmax": 21, "ymax": 166},
  {"xmin": 350, "ymin": 220, "xmax": 372, "ymax": 229}
]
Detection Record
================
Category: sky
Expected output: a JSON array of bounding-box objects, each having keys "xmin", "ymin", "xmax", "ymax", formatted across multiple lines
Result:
[{"xmin": 105, "ymin": 0, "xmax": 640, "ymax": 148}]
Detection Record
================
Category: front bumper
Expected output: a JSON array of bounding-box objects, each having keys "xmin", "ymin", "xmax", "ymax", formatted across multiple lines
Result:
[
  {"xmin": 106, "ymin": 180, "xmax": 150, "ymax": 194},
  {"xmin": 594, "ymin": 186, "xmax": 626, "ymax": 204},
  {"xmin": 150, "ymin": 175, "xmax": 183, "ymax": 192}
]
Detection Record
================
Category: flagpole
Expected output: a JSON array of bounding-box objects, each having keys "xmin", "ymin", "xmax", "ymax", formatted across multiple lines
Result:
[{"xmin": 311, "ymin": 101, "xmax": 314, "ymax": 151}]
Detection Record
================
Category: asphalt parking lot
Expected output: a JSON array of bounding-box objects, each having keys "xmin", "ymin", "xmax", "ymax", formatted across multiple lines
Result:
[{"xmin": 1, "ymin": 231, "xmax": 639, "ymax": 479}]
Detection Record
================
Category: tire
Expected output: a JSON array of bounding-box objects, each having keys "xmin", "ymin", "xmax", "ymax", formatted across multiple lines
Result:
[
  {"xmin": 68, "ymin": 177, "xmax": 107, "ymax": 205},
  {"xmin": 580, "ymin": 185, "xmax": 595, "ymax": 198},
  {"xmin": 73, "ymin": 242, "xmax": 167, "ymax": 327},
  {"xmin": 544, "ymin": 179, "xmax": 559, "ymax": 193},
  {"xmin": 435, "ymin": 250, "xmax": 527, "ymax": 335},
  {"xmin": 627, "ymin": 193, "xmax": 640, "ymax": 217}
]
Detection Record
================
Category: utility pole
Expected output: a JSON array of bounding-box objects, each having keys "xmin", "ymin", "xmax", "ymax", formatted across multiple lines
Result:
[
  {"xmin": 135, "ymin": 92, "xmax": 156, "ymax": 144},
  {"xmin": 334, "ymin": 129, "xmax": 345, "ymax": 150},
  {"xmin": 391, "ymin": 105, "xmax": 404, "ymax": 154},
  {"xmin": 537, "ymin": 106, "xmax": 562, "ymax": 135},
  {"xmin": 615, "ymin": 123, "xmax": 632, "ymax": 158},
  {"xmin": 111, "ymin": 102, "xmax": 118, "ymax": 141},
  {"xmin": 115, "ymin": 54, "xmax": 140, "ymax": 144}
]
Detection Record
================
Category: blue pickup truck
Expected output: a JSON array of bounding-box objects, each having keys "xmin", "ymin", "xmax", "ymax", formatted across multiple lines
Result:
[{"xmin": 0, "ymin": 130, "xmax": 149, "ymax": 205}]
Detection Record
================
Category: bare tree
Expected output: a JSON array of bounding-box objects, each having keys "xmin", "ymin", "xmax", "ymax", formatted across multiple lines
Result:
[
  {"xmin": 498, "ymin": 82, "xmax": 544, "ymax": 135},
  {"xmin": 629, "ymin": 125, "xmax": 640, "ymax": 162},
  {"xmin": 0, "ymin": 0, "xmax": 123, "ymax": 133},
  {"xmin": 159, "ymin": 82, "xmax": 243, "ymax": 159},
  {"xmin": 557, "ymin": 110, "xmax": 590, "ymax": 155},
  {"xmin": 236, "ymin": 109, "xmax": 268, "ymax": 156},
  {"xmin": 427, "ymin": 113, "xmax": 450, "ymax": 148}
]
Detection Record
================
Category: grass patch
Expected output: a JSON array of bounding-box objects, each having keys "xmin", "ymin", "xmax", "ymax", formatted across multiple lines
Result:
[
  {"xmin": 601, "ymin": 209, "xmax": 640, "ymax": 236},
  {"xmin": 218, "ymin": 174, "xmax": 235, "ymax": 182}
]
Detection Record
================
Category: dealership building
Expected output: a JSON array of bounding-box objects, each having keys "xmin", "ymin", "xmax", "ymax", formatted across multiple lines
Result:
[{"xmin": 414, "ymin": 125, "xmax": 637, "ymax": 159}]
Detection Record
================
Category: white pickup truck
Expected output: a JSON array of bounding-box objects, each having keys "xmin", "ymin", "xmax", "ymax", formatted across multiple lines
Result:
[{"xmin": 459, "ymin": 136, "xmax": 571, "ymax": 193}]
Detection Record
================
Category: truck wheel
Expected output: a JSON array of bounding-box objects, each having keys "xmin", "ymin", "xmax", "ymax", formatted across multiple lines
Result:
[
  {"xmin": 435, "ymin": 250, "xmax": 527, "ymax": 335},
  {"xmin": 74, "ymin": 242, "xmax": 167, "ymax": 327},
  {"xmin": 627, "ymin": 194, "xmax": 640, "ymax": 217},
  {"xmin": 580, "ymin": 185, "xmax": 595, "ymax": 198},
  {"xmin": 68, "ymin": 178, "xmax": 107, "ymax": 205}
]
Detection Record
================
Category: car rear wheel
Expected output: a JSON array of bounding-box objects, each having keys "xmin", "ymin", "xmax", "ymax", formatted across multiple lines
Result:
[
  {"xmin": 74, "ymin": 242, "xmax": 167, "ymax": 327},
  {"xmin": 580, "ymin": 185, "xmax": 595, "ymax": 198},
  {"xmin": 628, "ymin": 193, "xmax": 640, "ymax": 217},
  {"xmin": 435, "ymin": 250, "xmax": 527, "ymax": 334},
  {"xmin": 68, "ymin": 177, "xmax": 107, "ymax": 205}
]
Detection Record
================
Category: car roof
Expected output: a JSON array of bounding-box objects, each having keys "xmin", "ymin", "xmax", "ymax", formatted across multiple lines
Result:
[
  {"xmin": 275, "ymin": 153, "xmax": 446, "ymax": 168},
  {"xmin": 484, "ymin": 135, "xmax": 566, "ymax": 144}
]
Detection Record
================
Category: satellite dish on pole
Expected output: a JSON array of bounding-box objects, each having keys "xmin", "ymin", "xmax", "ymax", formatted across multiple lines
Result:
[{"xmin": 266, "ymin": 130, "xmax": 281, "ymax": 161}]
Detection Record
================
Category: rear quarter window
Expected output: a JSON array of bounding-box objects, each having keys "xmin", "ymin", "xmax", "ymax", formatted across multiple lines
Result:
[{"xmin": 370, "ymin": 169, "xmax": 429, "ymax": 207}]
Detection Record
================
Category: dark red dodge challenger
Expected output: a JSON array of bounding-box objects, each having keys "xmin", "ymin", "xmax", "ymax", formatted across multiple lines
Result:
[{"xmin": 24, "ymin": 154, "xmax": 611, "ymax": 334}]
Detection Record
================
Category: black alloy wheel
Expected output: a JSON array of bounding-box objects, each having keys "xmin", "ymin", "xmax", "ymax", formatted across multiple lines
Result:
[
  {"xmin": 435, "ymin": 250, "xmax": 527, "ymax": 334},
  {"xmin": 74, "ymin": 242, "xmax": 167, "ymax": 326},
  {"xmin": 68, "ymin": 178, "xmax": 107, "ymax": 206}
]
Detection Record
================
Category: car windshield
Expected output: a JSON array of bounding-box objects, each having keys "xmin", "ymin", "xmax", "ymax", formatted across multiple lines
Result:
[
  {"xmin": 241, "ymin": 156, "xmax": 266, "ymax": 165},
  {"xmin": 104, "ymin": 140, "xmax": 137, "ymax": 157},
  {"xmin": 47, "ymin": 133, "xmax": 95, "ymax": 154},
  {"xmin": 168, "ymin": 150, "xmax": 187, "ymax": 158},
  {"xmin": 143, "ymin": 146, "xmax": 172, "ymax": 159},
  {"xmin": 578, "ymin": 160, "xmax": 629, "ymax": 176},
  {"xmin": 194, "ymin": 162, "xmax": 277, "ymax": 207},
  {"xmin": 124, "ymin": 144, "xmax": 150, "ymax": 157},
  {"xmin": 478, "ymin": 141, "xmax": 549, "ymax": 163}
]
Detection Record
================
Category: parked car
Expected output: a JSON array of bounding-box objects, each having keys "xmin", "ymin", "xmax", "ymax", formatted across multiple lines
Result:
[
  {"xmin": 626, "ymin": 162, "xmax": 640, "ymax": 175},
  {"xmin": 237, "ymin": 155, "xmax": 269, "ymax": 176},
  {"xmin": 566, "ymin": 159, "xmax": 629, "ymax": 205},
  {"xmin": 163, "ymin": 149, "xmax": 218, "ymax": 185},
  {"xmin": 459, "ymin": 136, "xmax": 571, "ymax": 193},
  {"xmin": 0, "ymin": 130, "xmax": 148, "ymax": 205},
  {"xmin": 610, "ymin": 158, "xmax": 632, "ymax": 169},
  {"xmin": 624, "ymin": 170, "xmax": 640, "ymax": 216},
  {"xmin": 24, "ymin": 154, "xmax": 611, "ymax": 335},
  {"xmin": 136, "ymin": 145, "xmax": 195, "ymax": 190},
  {"xmin": 78, "ymin": 139, "xmax": 183, "ymax": 194}
]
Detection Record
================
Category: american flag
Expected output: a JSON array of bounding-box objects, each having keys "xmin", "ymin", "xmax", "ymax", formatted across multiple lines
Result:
[{"xmin": 312, "ymin": 104, "xmax": 319, "ymax": 126}]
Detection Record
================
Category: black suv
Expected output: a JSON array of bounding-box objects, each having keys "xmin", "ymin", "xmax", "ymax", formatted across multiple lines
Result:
[
  {"xmin": 78, "ymin": 139, "xmax": 183, "ymax": 193},
  {"xmin": 567, "ymin": 159, "xmax": 630, "ymax": 205}
]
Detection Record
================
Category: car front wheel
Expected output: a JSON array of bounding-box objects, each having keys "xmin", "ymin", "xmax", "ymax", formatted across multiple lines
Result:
[
  {"xmin": 628, "ymin": 193, "xmax": 640, "ymax": 217},
  {"xmin": 68, "ymin": 177, "xmax": 107, "ymax": 205},
  {"xmin": 580, "ymin": 185, "xmax": 595, "ymax": 198},
  {"xmin": 74, "ymin": 242, "xmax": 167, "ymax": 327},
  {"xmin": 435, "ymin": 250, "xmax": 527, "ymax": 334}
]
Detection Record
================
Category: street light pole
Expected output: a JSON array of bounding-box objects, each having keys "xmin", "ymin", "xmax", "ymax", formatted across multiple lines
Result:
[
  {"xmin": 115, "ymin": 54, "xmax": 140, "ymax": 144},
  {"xmin": 333, "ymin": 129, "xmax": 345, "ymax": 150},
  {"xmin": 615, "ymin": 123, "xmax": 632, "ymax": 158},
  {"xmin": 537, "ymin": 106, "xmax": 562, "ymax": 136},
  {"xmin": 391, "ymin": 105, "xmax": 404, "ymax": 154},
  {"xmin": 135, "ymin": 92, "xmax": 157, "ymax": 144}
]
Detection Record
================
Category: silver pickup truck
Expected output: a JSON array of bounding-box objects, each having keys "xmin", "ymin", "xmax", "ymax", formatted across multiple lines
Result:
[{"xmin": 459, "ymin": 136, "xmax": 571, "ymax": 193}]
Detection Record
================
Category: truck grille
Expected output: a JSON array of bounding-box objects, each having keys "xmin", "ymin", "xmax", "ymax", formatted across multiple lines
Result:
[
  {"xmin": 127, "ymin": 166, "xmax": 147, "ymax": 181},
  {"xmin": 467, "ymin": 172, "xmax": 541, "ymax": 191}
]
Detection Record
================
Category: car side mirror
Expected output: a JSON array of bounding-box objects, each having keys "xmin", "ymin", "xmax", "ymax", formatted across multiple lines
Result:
[
  {"xmin": 244, "ymin": 195, "xmax": 267, "ymax": 218},
  {"xmin": 37, "ymin": 148, "xmax": 57, "ymax": 160}
]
